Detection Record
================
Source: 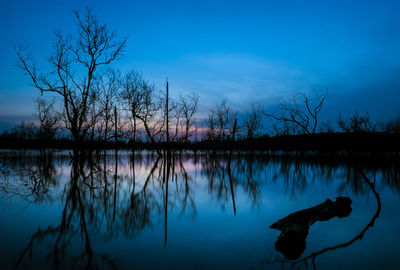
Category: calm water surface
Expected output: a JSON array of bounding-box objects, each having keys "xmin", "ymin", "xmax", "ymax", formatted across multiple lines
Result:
[{"xmin": 0, "ymin": 150, "xmax": 399, "ymax": 269}]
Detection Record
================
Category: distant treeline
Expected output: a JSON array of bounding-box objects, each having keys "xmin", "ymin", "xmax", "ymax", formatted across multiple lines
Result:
[
  {"xmin": 9, "ymin": 8, "xmax": 400, "ymax": 153},
  {"xmin": 1, "ymin": 131, "xmax": 400, "ymax": 153}
]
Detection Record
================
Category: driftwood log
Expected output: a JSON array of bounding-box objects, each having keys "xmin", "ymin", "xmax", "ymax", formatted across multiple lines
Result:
[{"xmin": 270, "ymin": 197, "xmax": 352, "ymax": 260}]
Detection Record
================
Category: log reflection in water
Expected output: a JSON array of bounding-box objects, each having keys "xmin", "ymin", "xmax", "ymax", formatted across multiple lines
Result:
[
  {"xmin": 264, "ymin": 167, "xmax": 382, "ymax": 270},
  {"xmin": 270, "ymin": 197, "xmax": 352, "ymax": 260}
]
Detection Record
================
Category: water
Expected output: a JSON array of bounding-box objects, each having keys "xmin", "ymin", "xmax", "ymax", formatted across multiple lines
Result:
[{"xmin": 0, "ymin": 150, "xmax": 399, "ymax": 269}]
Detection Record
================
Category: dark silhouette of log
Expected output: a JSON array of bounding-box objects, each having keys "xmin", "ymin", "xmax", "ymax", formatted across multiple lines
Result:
[{"xmin": 270, "ymin": 196, "xmax": 352, "ymax": 260}]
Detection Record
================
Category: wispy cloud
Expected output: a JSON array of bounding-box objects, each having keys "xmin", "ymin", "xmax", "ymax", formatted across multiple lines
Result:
[{"xmin": 135, "ymin": 53, "xmax": 320, "ymax": 117}]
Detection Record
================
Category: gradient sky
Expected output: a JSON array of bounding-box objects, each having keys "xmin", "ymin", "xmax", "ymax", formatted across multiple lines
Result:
[{"xmin": 1, "ymin": 0, "xmax": 400, "ymax": 130}]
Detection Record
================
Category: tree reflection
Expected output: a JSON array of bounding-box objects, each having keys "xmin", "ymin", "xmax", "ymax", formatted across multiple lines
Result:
[
  {"xmin": 5, "ymin": 151, "xmax": 203, "ymax": 269},
  {"xmin": 200, "ymin": 153, "xmax": 263, "ymax": 214},
  {"xmin": 0, "ymin": 151, "xmax": 397, "ymax": 269},
  {"xmin": 15, "ymin": 154, "xmax": 116, "ymax": 269},
  {"xmin": 0, "ymin": 152, "xmax": 58, "ymax": 203}
]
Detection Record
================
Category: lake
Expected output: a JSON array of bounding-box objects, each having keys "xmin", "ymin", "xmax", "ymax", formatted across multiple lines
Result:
[{"xmin": 0, "ymin": 150, "xmax": 399, "ymax": 269}]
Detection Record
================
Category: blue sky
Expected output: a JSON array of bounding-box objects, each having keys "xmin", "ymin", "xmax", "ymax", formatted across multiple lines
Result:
[{"xmin": 1, "ymin": 0, "xmax": 400, "ymax": 130}]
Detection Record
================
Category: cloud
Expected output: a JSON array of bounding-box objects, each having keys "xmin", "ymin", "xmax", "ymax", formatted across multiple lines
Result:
[{"xmin": 134, "ymin": 53, "xmax": 319, "ymax": 117}]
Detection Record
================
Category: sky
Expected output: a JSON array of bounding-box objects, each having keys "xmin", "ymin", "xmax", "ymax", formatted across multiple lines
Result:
[{"xmin": 0, "ymin": 0, "xmax": 400, "ymax": 131}]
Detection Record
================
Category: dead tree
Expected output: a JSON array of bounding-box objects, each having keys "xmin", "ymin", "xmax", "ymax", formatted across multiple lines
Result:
[
  {"xmin": 206, "ymin": 114, "xmax": 217, "ymax": 140},
  {"xmin": 16, "ymin": 9, "xmax": 127, "ymax": 147},
  {"xmin": 265, "ymin": 89, "xmax": 328, "ymax": 135},
  {"xmin": 171, "ymin": 99, "xmax": 183, "ymax": 142},
  {"xmin": 385, "ymin": 114, "xmax": 400, "ymax": 134},
  {"xmin": 181, "ymin": 93, "xmax": 199, "ymax": 142},
  {"xmin": 337, "ymin": 111, "xmax": 375, "ymax": 133},
  {"xmin": 170, "ymin": 92, "xmax": 199, "ymax": 142},
  {"xmin": 130, "ymin": 78, "xmax": 163, "ymax": 145},
  {"xmin": 243, "ymin": 104, "xmax": 263, "ymax": 139},
  {"xmin": 121, "ymin": 71, "xmax": 164, "ymax": 146},
  {"xmin": 166, "ymin": 79, "xmax": 170, "ymax": 144},
  {"xmin": 208, "ymin": 100, "xmax": 237, "ymax": 141},
  {"xmin": 35, "ymin": 98, "xmax": 59, "ymax": 141},
  {"xmin": 97, "ymin": 69, "xmax": 121, "ymax": 142},
  {"xmin": 120, "ymin": 70, "xmax": 143, "ymax": 143}
]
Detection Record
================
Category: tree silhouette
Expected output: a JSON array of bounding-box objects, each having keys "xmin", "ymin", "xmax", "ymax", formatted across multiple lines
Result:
[
  {"xmin": 16, "ymin": 9, "xmax": 127, "ymax": 148},
  {"xmin": 265, "ymin": 89, "xmax": 328, "ymax": 135}
]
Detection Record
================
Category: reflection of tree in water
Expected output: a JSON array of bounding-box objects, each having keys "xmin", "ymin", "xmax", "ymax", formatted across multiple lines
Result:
[
  {"xmin": 263, "ymin": 167, "xmax": 382, "ymax": 270},
  {"xmin": 234, "ymin": 154, "xmax": 264, "ymax": 206},
  {"xmin": 272, "ymin": 157, "xmax": 310, "ymax": 199},
  {"xmin": 264, "ymin": 155, "xmax": 400, "ymax": 199},
  {"xmin": 0, "ymin": 152, "xmax": 59, "ymax": 204},
  {"xmin": 15, "ymin": 154, "xmax": 117, "ymax": 269},
  {"xmin": 201, "ymin": 154, "xmax": 233, "ymax": 211},
  {"xmin": 120, "ymin": 154, "xmax": 159, "ymax": 238},
  {"xmin": 336, "ymin": 165, "xmax": 372, "ymax": 195},
  {"xmin": 200, "ymin": 153, "xmax": 263, "ymax": 214},
  {"xmin": 171, "ymin": 153, "xmax": 197, "ymax": 219},
  {"xmin": 380, "ymin": 160, "xmax": 400, "ymax": 194},
  {"xmin": 1, "ymin": 152, "xmax": 398, "ymax": 269},
  {"xmin": 7, "ymin": 151, "xmax": 203, "ymax": 269},
  {"xmin": 0, "ymin": 160, "xmax": 9, "ymax": 175}
]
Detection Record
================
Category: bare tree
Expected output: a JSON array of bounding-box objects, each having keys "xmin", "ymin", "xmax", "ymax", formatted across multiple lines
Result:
[
  {"xmin": 265, "ymin": 89, "xmax": 328, "ymax": 135},
  {"xmin": 158, "ymin": 79, "xmax": 172, "ymax": 144},
  {"xmin": 181, "ymin": 93, "xmax": 199, "ymax": 142},
  {"xmin": 35, "ymin": 98, "xmax": 59, "ymax": 140},
  {"xmin": 215, "ymin": 100, "xmax": 231, "ymax": 140},
  {"xmin": 170, "ymin": 92, "xmax": 199, "ymax": 142},
  {"xmin": 208, "ymin": 100, "xmax": 238, "ymax": 141},
  {"xmin": 272, "ymin": 122, "xmax": 293, "ymax": 136},
  {"xmin": 16, "ymin": 9, "xmax": 127, "ymax": 148},
  {"xmin": 170, "ymin": 99, "xmax": 182, "ymax": 142},
  {"xmin": 120, "ymin": 71, "xmax": 166, "ymax": 145},
  {"xmin": 11, "ymin": 121, "xmax": 37, "ymax": 140},
  {"xmin": 206, "ymin": 114, "xmax": 217, "ymax": 140},
  {"xmin": 318, "ymin": 120, "xmax": 334, "ymax": 133},
  {"xmin": 86, "ymin": 90, "xmax": 104, "ymax": 143},
  {"xmin": 385, "ymin": 114, "xmax": 400, "ymax": 134},
  {"xmin": 97, "ymin": 69, "xmax": 121, "ymax": 142},
  {"xmin": 120, "ymin": 70, "xmax": 143, "ymax": 143},
  {"xmin": 129, "ymin": 78, "xmax": 163, "ymax": 145},
  {"xmin": 243, "ymin": 104, "xmax": 263, "ymax": 139},
  {"xmin": 337, "ymin": 112, "xmax": 375, "ymax": 133}
]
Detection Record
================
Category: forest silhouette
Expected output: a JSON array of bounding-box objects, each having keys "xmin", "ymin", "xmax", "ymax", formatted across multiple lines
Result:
[{"xmin": 1, "ymin": 8, "xmax": 398, "ymax": 154}]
